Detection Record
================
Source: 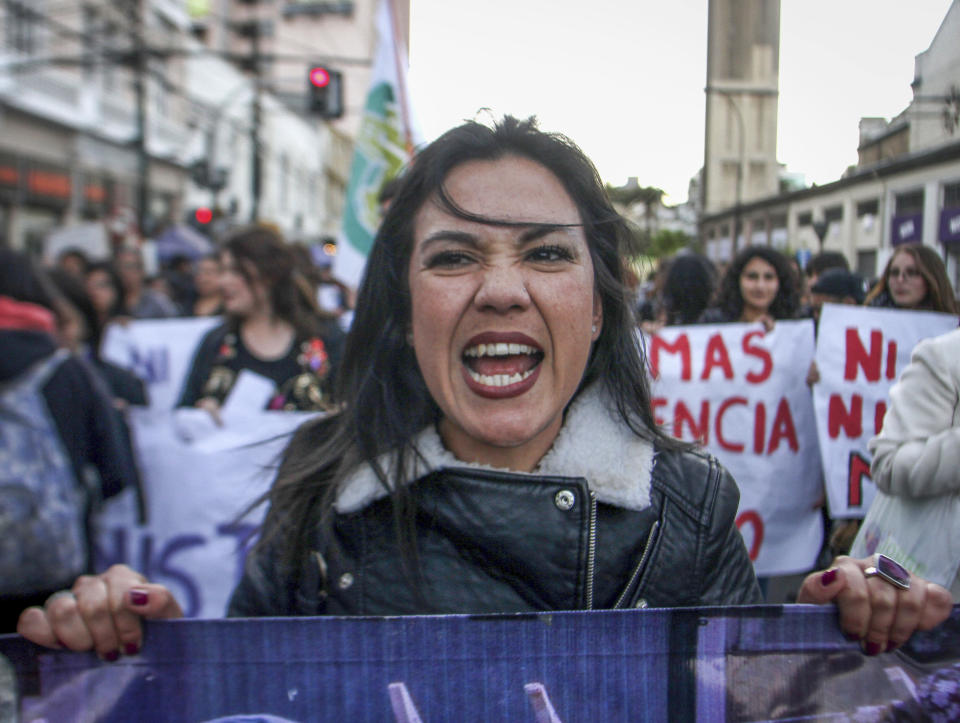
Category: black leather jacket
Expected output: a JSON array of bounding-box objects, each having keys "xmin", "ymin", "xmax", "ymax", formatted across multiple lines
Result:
[{"xmin": 228, "ymin": 445, "xmax": 762, "ymax": 617}]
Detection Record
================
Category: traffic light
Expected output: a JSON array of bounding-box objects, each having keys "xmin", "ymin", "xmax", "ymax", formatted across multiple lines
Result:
[
  {"xmin": 307, "ymin": 66, "xmax": 343, "ymax": 119},
  {"xmin": 187, "ymin": 206, "xmax": 214, "ymax": 232}
]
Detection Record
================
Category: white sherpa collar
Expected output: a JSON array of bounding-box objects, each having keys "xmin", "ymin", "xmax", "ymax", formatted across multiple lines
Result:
[{"xmin": 334, "ymin": 382, "xmax": 655, "ymax": 514}]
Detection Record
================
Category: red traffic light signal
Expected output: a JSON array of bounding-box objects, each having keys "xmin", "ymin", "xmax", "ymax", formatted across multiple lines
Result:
[
  {"xmin": 307, "ymin": 66, "xmax": 343, "ymax": 118},
  {"xmin": 309, "ymin": 67, "xmax": 331, "ymax": 88},
  {"xmin": 194, "ymin": 206, "xmax": 213, "ymax": 225}
]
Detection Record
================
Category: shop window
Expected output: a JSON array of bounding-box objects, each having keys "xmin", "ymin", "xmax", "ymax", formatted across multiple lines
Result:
[
  {"xmin": 856, "ymin": 199, "xmax": 879, "ymax": 217},
  {"xmin": 895, "ymin": 190, "xmax": 924, "ymax": 216},
  {"xmin": 824, "ymin": 205, "xmax": 843, "ymax": 223},
  {"xmin": 796, "ymin": 211, "xmax": 812, "ymax": 227},
  {"xmin": 944, "ymin": 182, "xmax": 960, "ymax": 209},
  {"xmin": 856, "ymin": 250, "xmax": 878, "ymax": 281}
]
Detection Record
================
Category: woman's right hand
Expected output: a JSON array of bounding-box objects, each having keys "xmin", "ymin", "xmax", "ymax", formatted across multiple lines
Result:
[{"xmin": 16, "ymin": 565, "xmax": 183, "ymax": 660}]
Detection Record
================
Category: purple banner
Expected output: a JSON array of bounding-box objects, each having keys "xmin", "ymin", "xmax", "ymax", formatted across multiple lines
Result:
[
  {"xmin": 940, "ymin": 206, "xmax": 960, "ymax": 244},
  {"xmin": 891, "ymin": 212, "xmax": 923, "ymax": 246},
  {"xmin": 1, "ymin": 606, "xmax": 959, "ymax": 721}
]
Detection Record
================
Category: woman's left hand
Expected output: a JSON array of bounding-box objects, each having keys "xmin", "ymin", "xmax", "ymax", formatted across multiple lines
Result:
[{"xmin": 797, "ymin": 555, "xmax": 954, "ymax": 655}]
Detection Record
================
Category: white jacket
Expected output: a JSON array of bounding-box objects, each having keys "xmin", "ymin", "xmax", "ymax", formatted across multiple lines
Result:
[{"xmin": 869, "ymin": 327, "xmax": 960, "ymax": 497}]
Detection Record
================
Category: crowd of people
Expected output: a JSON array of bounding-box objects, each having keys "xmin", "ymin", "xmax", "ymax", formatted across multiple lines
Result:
[{"xmin": 2, "ymin": 117, "xmax": 957, "ymax": 674}]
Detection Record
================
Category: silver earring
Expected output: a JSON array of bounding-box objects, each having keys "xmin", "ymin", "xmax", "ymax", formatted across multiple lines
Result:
[
  {"xmin": 591, "ymin": 324, "xmax": 598, "ymax": 334},
  {"xmin": 406, "ymin": 330, "xmax": 414, "ymax": 346}
]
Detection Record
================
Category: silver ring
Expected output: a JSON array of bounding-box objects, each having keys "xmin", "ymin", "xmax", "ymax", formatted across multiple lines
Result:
[
  {"xmin": 863, "ymin": 553, "xmax": 911, "ymax": 591},
  {"xmin": 44, "ymin": 590, "xmax": 77, "ymax": 607}
]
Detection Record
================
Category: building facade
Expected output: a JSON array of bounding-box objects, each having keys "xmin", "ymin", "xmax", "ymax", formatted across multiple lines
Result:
[{"xmin": 700, "ymin": 0, "xmax": 960, "ymax": 294}]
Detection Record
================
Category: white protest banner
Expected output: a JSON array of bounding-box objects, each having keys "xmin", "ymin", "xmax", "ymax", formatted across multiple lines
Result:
[
  {"xmin": 95, "ymin": 408, "xmax": 317, "ymax": 619},
  {"xmin": 813, "ymin": 304, "xmax": 957, "ymax": 519},
  {"xmin": 100, "ymin": 316, "xmax": 220, "ymax": 410},
  {"xmin": 335, "ymin": 0, "xmax": 422, "ymax": 291},
  {"xmin": 648, "ymin": 321, "xmax": 822, "ymax": 576}
]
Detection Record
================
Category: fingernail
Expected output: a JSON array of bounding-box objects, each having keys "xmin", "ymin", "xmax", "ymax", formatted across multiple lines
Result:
[
  {"xmin": 129, "ymin": 589, "xmax": 149, "ymax": 606},
  {"xmin": 886, "ymin": 641, "xmax": 898, "ymax": 653},
  {"xmin": 55, "ymin": 637, "xmax": 68, "ymax": 649},
  {"xmin": 102, "ymin": 650, "xmax": 120, "ymax": 663},
  {"xmin": 865, "ymin": 642, "xmax": 881, "ymax": 656},
  {"xmin": 124, "ymin": 642, "xmax": 140, "ymax": 656},
  {"xmin": 820, "ymin": 569, "xmax": 838, "ymax": 586},
  {"xmin": 844, "ymin": 632, "xmax": 860, "ymax": 642}
]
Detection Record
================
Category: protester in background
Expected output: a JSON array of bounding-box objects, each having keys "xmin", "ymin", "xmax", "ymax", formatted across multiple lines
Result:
[
  {"xmin": 85, "ymin": 261, "xmax": 127, "ymax": 328},
  {"xmin": 177, "ymin": 225, "xmax": 345, "ymax": 417},
  {"xmin": 190, "ymin": 253, "xmax": 224, "ymax": 317},
  {"xmin": 659, "ymin": 252, "xmax": 717, "ymax": 326},
  {"xmin": 802, "ymin": 251, "xmax": 850, "ymax": 314},
  {"xmin": 807, "ymin": 268, "xmax": 868, "ymax": 325},
  {"xmin": 864, "ymin": 244, "xmax": 958, "ymax": 315},
  {"xmin": 47, "ymin": 268, "xmax": 148, "ymax": 407},
  {"xmin": 700, "ymin": 245, "xmax": 800, "ymax": 329},
  {"xmin": 0, "ymin": 249, "xmax": 139, "ymax": 632},
  {"xmin": 113, "ymin": 246, "xmax": 179, "ymax": 319},
  {"xmin": 20, "ymin": 117, "xmax": 952, "ymax": 661},
  {"xmin": 55, "ymin": 247, "xmax": 90, "ymax": 279},
  {"xmin": 866, "ymin": 327, "xmax": 960, "ymax": 599}
]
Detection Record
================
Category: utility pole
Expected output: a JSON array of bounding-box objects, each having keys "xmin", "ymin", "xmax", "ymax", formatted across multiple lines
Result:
[
  {"xmin": 250, "ymin": 22, "xmax": 262, "ymax": 223},
  {"xmin": 128, "ymin": 0, "xmax": 149, "ymax": 236}
]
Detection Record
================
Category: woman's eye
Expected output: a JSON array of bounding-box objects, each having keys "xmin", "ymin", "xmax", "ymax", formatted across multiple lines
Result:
[
  {"xmin": 425, "ymin": 250, "xmax": 474, "ymax": 268},
  {"xmin": 527, "ymin": 244, "xmax": 574, "ymax": 263}
]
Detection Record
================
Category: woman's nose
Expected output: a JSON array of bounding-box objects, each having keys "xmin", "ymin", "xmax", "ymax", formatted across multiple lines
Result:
[{"xmin": 473, "ymin": 264, "xmax": 531, "ymax": 312}]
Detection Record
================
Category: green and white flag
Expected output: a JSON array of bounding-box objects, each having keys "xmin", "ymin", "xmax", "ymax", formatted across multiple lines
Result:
[{"xmin": 335, "ymin": 0, "xmax": 421, "ymax": 291}]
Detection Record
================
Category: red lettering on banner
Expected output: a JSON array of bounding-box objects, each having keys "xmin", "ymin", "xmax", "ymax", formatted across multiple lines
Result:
[
  {"xmin": 874, "ymin": 400, "xmax": 887, "ymax": 435},
  {"xmin": 674, "ymin": 400, "xmax": 709, "ymax": 444},
  {"xmin": 767, "ymin": 398, "xmax": 799, "ymax": 454},
  {"xmin": 828, "ymin": 394, "xmax": 863, "ymax": 438},
  {"xmin": 652, "ymin": 397, "xmax": 667, "ymax": 426},
  {"xmin": 753, "ymin": 402, "xmax": 766, "ymax": 454},
  {"xmin": 848, "ymin": 452, "xmax": 872, "ymax": 507},
  {"xmin": 716, "ymin": 397, "xmax": 747, "ymax": 452},
  {"xmin": 700, "ymin": 333, "xmax": 734, "ymax": 380},
  {"xmin": 736, "ymin": 510, "xmax": 764, "ymax": 560},
  {"xmin": 742, "ymin": 330, "xmax": 773, "ymax": 383},
  {"xmin": 886, "ymin": 340, "xmax": 898, "ymax": 380},
  {"xmin": 649, "ymin": 334, "xmax": 691, "ymax": 380},
  {"xmin": 844, "ymin": 328, "xmax": 882, "ymax": 382}
]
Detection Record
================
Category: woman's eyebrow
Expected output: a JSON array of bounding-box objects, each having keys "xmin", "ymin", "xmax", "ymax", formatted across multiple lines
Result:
[
  {"xmin": 517, "ymin": 224, "xmax": 575, "ymax": 243},
  {"xmin": 419, "ymin": 230, "xmax": 479, "ymax": 250}
]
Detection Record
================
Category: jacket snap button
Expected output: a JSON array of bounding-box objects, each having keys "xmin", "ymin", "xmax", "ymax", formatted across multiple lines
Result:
[
  {"xmin": 635, "ymin": 598, "xmax": 649, "ymax": 609},
  {"xmin": 337, "ymin": 573, "xmax": 354, "ymax": 590},
  {"xmin": 554, "ymin": 489, "xmax": 576, "ymax": 510}
]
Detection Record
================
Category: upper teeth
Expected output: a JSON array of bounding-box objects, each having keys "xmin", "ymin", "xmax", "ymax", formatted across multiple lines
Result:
[{"xmin": 464, "ymin": 343, "xmax": 537, "ymax": 357}]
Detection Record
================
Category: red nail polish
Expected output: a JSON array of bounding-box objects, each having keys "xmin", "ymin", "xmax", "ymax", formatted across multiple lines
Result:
[
  {"xmin": 821, "ymin": 569, "xmax": 838, "ymax": 586},
  {"xmin": 865, "ymin": 642, "xmax": 881, "ymax": 656},
  {"xmin": 129, "ymin": 589, "xmax": 149, "ymax": 606},
  {"xmin": 844, "ymin": 632, "xmax": 860, "ymax": 642},
  {"xmin": 103, "ymin": 650, "xmax": 120, "ymax": 662},
  {"xmin": 886, "ymin": 641, "xmax": 898, "ymax": 653},
  {"xmin": 124, "ymin": 643, "xmax": 139, "ymax": 656},
  {"xmin": 55, "ymin": 638, "xmax": 67, "ymax": 649}
]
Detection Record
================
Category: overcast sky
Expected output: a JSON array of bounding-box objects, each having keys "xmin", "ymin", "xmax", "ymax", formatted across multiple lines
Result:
[{"xmin": 407, "ymin": 0, "xmax": 954, "ymax": 205}]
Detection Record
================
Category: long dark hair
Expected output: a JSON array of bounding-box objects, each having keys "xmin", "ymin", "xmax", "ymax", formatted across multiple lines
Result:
[
  {"xmin": 864, "ymin": 244, "xmax": 958, "ymax": 313},
  {"xmin": 220, "ymin": 225, "xmax": 336, "ymax": 338},
  {"xmin": 661, "ymin": 253, "xmax": 718, "ymax": 325},
  {"xmin": 259, "ymin": 116, "xmax": 686, "ymax": 587},
  {"xmin": 0, "ymin": 248, "xmax": 60, "ymax": 313},
  {"xmin": 712, "ymin": 245, "xmax": 800, "ymax": 320},
  {"xmin": 85, "ymin": 261, "xmax": 127, "ymax": 322}
]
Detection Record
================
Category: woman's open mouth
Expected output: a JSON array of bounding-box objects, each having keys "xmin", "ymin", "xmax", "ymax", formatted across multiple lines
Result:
[{"xmin": 461, "ymin": 336, "xmax": 544, "ymax": 398}]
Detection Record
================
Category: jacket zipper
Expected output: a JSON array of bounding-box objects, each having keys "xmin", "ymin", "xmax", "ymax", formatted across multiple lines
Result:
[
  {"xmin": 613, "ymin": 519, "xmax": 661, "ymax": 609},
  {"xmin": 586, "ymin": 490, "xmax": 597, "ymax": 610}
]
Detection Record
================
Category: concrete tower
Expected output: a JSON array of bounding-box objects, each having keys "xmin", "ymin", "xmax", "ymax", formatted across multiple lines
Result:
[{"xmin": 703, "ymin": 0, "xmax": 782, "ymax": 240}]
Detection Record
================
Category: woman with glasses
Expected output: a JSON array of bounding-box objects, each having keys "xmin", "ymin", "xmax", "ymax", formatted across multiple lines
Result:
[{"xmin": 864, "ymin": 244, "xmax": 957, "ymax": 314}]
